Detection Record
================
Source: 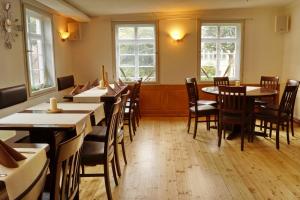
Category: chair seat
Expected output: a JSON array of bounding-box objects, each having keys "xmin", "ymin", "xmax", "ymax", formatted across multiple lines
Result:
[
  {"xmin": 261, "ymin": 104, "xmax": 279, "ymax": 111},
  {"xmin": 254, "ymin": 99, "xmax": 268, "ymax": 105},
  {"xmin": 255, "ymin": 109, "xmax": 289, "ymax": 121},
  {"xmin": 81, "ymin": 141, "xmax": 114, "ymax": 166},
  {"xmin": 189, "ymin": 104, "xmax": 218, "ymax": 113},
  {"xmin": 197, "ymin": 100, "xmax": 217, "ymax": 105},
  {"xmin": 222, "ymin": 113, "xmax": 250, "ymax": 124},
  {"xmin": 85, "ymin": 126, "xmax": 107, "ymax": 141}
]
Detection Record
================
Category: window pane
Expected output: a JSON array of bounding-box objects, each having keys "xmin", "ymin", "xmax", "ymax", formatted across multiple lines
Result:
[
  {"xmin": 202, "ymin": 26, "xmax": 218, "ymax": 38},
  {"xmin": 201, "ymin": 42, "xmax": 217, "ymax": 80},
  {"xmin": 118, "ymin": 27, "xmax": 135, "ymax": 40},
  {"xmin": 220, "ymin": 26, "xmax": 236, "ymax": 38},
  {"xmin": 219, "ymin": 42, "xmax": 236, "ymax": 77},
  {"xmin": 28, "ymin": 16, "xmax": 41, "ymax": 34},
  {"xmin": 139, "ymin": 67, "xmax": 155, "ymax": 79},
  {"xmin": 139, "ymin": 55, "xmax": 154, "ymax": 67},
  {"xmin": 119, "ymin": 43, "xmax": 135, "ymax": 54},
  {"xmin": 137, "ymin": 27, "xmax": 154, "ymax": 39},
  {"xmin": 120, "ymin": 55, "xmax": 135, "ymax": 66},
  {"xmin": 119, "ymin": 67, "xmax": 135, "ymax": 81},
  {"xmin": 138, "ymin": 43, "xmax": 154, "ymax": 54}
]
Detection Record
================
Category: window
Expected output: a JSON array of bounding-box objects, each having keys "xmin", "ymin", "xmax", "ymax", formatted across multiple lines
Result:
[
  {"xmin": 24, "ymin": 7, "xmax": 55, "ymax": 95},
  {"xmin": 200, "ymin": 22, "xmax": 242, "ymax": 81},
  {"xmin": 115, "ymin": 23, "xmax": 157, "ymax": 82}
]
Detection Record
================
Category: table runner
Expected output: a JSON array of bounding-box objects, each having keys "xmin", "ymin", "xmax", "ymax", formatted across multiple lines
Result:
[
  {"xmin": 73, "ymin": 84, "xmax": 116, "ymax": 103},
  {"xmin": 27, "ymin": 102, "xmax": 105, "ymax": 124},
  {"xmin": 0, "ymin": 147, "xmax": 47, "ymax": 199}
]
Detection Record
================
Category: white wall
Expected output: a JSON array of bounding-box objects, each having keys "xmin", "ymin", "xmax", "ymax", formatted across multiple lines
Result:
[
  {"xmin": 71, "ymin": 7, "xmax": 284, "ymax": 85},
  {"xmin": 282, "ymin": 0, "xmax": 300, "ymax": 119},
  {"xmin": 0, "ymin": 0, "xmax": 74, "ymax": 118}
]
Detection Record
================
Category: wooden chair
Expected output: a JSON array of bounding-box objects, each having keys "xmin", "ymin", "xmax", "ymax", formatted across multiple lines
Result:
[
  {"xmin": 253, "ymin": 84, "xmax": 298, "ymax": 149},
  {"xmin": 213, "ymin": 77, "xmax": 230, "ymax": 87},
  {"xmin": 185, "ymin": 78, "xmax": 218, "ymax": 139},
  {"xmin": 41, "ymin": 131, "xmax": 84, "ymax": 200},
  {"xmin": 218, "ymin": 86, "xmax": 249, "ymax": 151},
  {"xmin": 186, "ymin": 78, "xmax": 217, "ymax": 105},
  {"xmin": 16, "ymin": 160, "xmax": 49, "ymax": 200},
  {"xmin": 80, "ymin": 98, "xmax": 121, "ymax": 200},
  {"xmin": 256, "ymin": 76, "xmax": 279, "ymax": 105},
  {"xmin": 83, "ymin": 91, "xmax": 130, "ymax": 177},
  {"xmin": 261, "ymin": 79, "xmax": 299, "ymax": 137},
  {"xmin": 124, "ymin": 82, "xmax": 139, "ymax": 141}
]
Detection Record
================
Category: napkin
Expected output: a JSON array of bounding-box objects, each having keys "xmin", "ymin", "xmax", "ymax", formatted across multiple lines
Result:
[
  {"xmin": 114, "ymin": 81, "xmax": 121, "ymax": 92},
  {"xmin": 118, "ymin": 79, "xmax": 126, "ymax": 86},
  {"xmin": 107, "ymin": 85, "xmax": 116, "ymax": 95},
  {"xmin": 0, "ymin": 140, "xmax": 26, "ymax": 168}
]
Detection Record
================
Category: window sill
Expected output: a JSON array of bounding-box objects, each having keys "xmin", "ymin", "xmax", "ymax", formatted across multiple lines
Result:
[{"xmin": 29, "ymin": 87, "xmax": 57, "ymax": 99}]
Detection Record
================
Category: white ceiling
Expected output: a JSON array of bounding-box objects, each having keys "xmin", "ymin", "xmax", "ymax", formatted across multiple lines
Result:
[{"xmin": 64, "ymin": 0, "xmax": 293, "ymax": 16}]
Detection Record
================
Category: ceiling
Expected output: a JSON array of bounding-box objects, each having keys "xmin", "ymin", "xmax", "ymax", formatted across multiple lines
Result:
[{"xmin": 64, "ymin": 0, "xmax": 293, "ymax": 16}]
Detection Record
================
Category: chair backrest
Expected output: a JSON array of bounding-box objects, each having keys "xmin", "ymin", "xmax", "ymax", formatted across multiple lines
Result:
[
  {"xmin": 18, "ymin": 159, "xmax": 49, "ymax": 200},
  {"xmin": 279, "ymin": 84, "xmax": 299, "ymax": 115},
  {"xmin": 218, "ymin": 86, "xmax": 247, "ymax": 116},
  {"xmin": 214, "ymin": 77, "xmax": 229, "ymax": 86},
  {"xmin": 119, "ymin": 90, "xmax": 130, "ymax": 129},
  {"xmin": 129, "ymin": 82, "xmax": 139, "ymax": 110},
  {"xmin": 105, "ymin": 98, "xmax": 121, "ymax": 158},
  {"xmin": 260, "ymin": 76, "xmax": 279, "ymax": 90},
  {"xmin": 52, "ymin": 132, "xmax": 84, "ymax": 200},
  {"xmin": 185, "ymin": 78, "xmax": 198, "ymax": 107}
]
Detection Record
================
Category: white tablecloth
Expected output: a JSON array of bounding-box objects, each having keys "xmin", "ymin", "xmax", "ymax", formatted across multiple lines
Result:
[
  {"xmin": 0, "ymin": 147, "xmax": 47, "ymax": 199},
  {"xmin": 0, "ymin": 113, "xmax": 92, "ymax": 135}
]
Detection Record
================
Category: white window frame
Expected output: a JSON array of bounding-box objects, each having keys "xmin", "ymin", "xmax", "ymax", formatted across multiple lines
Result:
[
  {"xmin": 113, "ymin": 22, "xmax": 158, "ymax": 83},
  {"xmin": 23, "ymin": 5, "xmax": 56, "ymax": 97},
  {"xmin": 199, "ymin": 20, "xmax": 243, "ymax": 82}
]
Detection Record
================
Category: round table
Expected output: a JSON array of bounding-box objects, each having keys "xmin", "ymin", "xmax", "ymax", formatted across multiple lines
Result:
[
  {"xmin": 201, "ymin": 86, "xmax": 278, "ymax": 139},
  {"xmin": 202, "ymin": 86, "xmax": 278, "ymax": 97}
]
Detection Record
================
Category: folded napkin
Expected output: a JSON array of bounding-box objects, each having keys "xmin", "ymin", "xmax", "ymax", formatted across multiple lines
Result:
[
  {"xmin": 0, "ymin": 140, "xmax": 26, "ymax": 168},
  {"xmin": 107, "ymin": 85, "xmax": 116, "ymax": 95},
  {"xmin": 114, "ymin": 81, "xmax": 121, "ymax": 92},
  {"xmin": 118, "ymin": 79, "xmax": 126, "ymax": 86}
]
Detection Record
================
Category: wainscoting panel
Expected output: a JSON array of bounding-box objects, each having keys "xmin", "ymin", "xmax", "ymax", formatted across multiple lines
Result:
[{"xmin": 140, "ymin": 84, "xmax": 215, "ymax": 117}]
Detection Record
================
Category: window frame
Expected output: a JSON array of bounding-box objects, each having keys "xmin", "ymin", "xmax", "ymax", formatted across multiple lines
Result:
[
  {"xmin": 112, "ymin": 21, "xmax": 159, "ymax": 84},
  {"xmin": 198, "ymin": 19, "xmax": 244, "ymax": 83},
  {"xmin": 23, "ymin": 4, "xmax": 57, "ymax": 97}
]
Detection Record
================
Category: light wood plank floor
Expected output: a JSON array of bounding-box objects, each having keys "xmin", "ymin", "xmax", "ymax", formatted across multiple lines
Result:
[{"xmin": 80, "ymin": 117, "xmax": 300, "ymax": 200}]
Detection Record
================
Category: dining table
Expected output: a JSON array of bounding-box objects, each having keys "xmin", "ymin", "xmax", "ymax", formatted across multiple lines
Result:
[
  {"xmin": 202, "ymin": 85, "xmax": 278, "ymax": 139},
  {"xmin": 72, "ymin": 84, "xmax": 128, "ymax": 121},
  {"xmin": 0, "ymin": 143, "xmax": 49, "ymax": 200}
]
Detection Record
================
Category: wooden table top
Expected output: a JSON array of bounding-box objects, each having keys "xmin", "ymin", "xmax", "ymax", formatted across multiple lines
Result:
[{"xmin": 201, "ymin": 86, "xmax": 278, "ymax": 97}]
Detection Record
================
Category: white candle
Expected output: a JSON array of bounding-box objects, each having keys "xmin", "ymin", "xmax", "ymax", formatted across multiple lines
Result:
[
  {"xmin": 235, "ymin": 80, "xmax": 240, "ymax": 86},
  {"xmin": 50, "ymin": 97, "xmax": 57, "ymax": 111}
]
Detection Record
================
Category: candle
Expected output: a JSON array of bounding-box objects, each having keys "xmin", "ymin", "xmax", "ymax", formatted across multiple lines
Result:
[
  {"xmin": 101, "ymin": 65, "xmax": 105, "ymax": 81},
  {"xmin": 235, "ymin": 80, "xmax": 240, "ymax": 86},
  {"xmin": 99, "ymin": 80, "xmax": 105, "ymax": 88},
  {"xmin": 50, "ymin": 97, "xmax": 58, "ymax": 111}
]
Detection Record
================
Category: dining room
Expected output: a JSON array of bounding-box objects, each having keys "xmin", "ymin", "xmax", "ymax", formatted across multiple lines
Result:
[{"xmin": 0, "ymin": 0, "xmax": 300, "ymax": 199}]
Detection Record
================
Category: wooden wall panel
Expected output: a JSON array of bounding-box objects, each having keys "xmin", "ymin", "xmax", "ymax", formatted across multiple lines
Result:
[{"xmin": 140, "ymin": 84, "xmax": 214, "ymax": 117}]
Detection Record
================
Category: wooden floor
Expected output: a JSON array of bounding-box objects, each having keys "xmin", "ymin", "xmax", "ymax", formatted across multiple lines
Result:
[{"xmin": 80, "ymin": 117, "xmax": 300, "ymax": 200}]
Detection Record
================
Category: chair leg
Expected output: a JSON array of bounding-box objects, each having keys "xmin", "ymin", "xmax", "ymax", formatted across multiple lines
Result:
[
  {"xmin": 187, "ymin": 112, "xmax": 191, "ymax": 133},
  {"xmin": 128, "ymin": 117, "xmax": 134, "ymax": 140},
  {"xmin": 193, "ymin": 116, "xmax": 198, "ymax": 139},
  {"xmin": 276, "ymin": 123, "xmax": 280, "ymax": 150},
  {"xmin": 132, "ymin": 113, "xmax": 137, "ymax": 134},
  {"xmin": 291, "ymin": 116, "xmax": 295, "ymax": 137},
  {"xmin": 104, "ymin": 161, "xmax": 113, "ymax": 200},
  {"xmin": 241, "ymin": 125, "xmax": 245, "ymax": 151},
  {"xmin": 260, "ymin": 120, "xmax": 263, "ymax": 130},
  {"xmin": 114, "ymin": 141, "xmax": 122, "ymax": 177},
  {"xmin": 111, "ymin": 158, "xmax": 119, "ymax": 186},
  {"xmin": 120, "ymin": 140, "xmax": 127, "ymax": 164},
  {"xmin": 218, "ymin": 123, "xmax": 222, "ymax": 147},
  {"xmin": 135, "ymin": 105, "xmax": 140, "ymax": 127},
  {"xmin": 286, "ymin": 120, "xmax": 290, "ymax": 145},
  {"xmin": 269, "ymin": 123, "xmax": 273, "ymax": 138},
  {"xmin": 206, "ymin": 116, "xmax": 209, "ymax": 131},
  {"xmin": 81, "ymin": 164, "xmax": 85, "ymax": 174}
]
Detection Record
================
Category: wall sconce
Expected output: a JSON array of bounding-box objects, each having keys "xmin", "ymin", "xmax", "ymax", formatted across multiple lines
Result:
[
  {"xmin": 170, "ymin": 30, "xmax": 186, "ymax": 42},
  {"xmin": 59, "ymin": 31, "xmax": 70, "ymax": 42}
]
